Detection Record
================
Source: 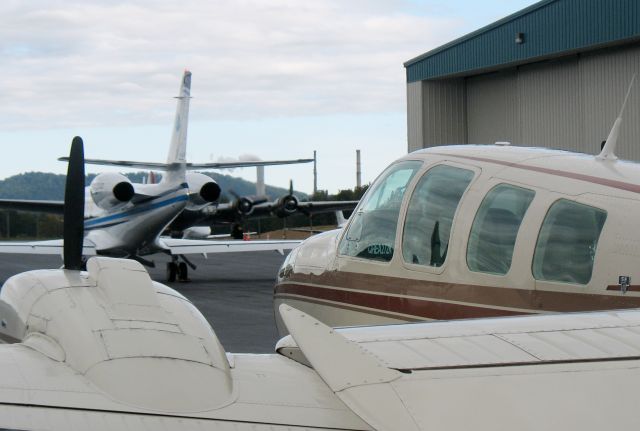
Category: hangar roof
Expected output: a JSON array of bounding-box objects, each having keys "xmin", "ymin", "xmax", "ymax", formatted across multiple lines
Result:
[{"xmin": 405, "ymin": 0, "xmax": 640, "ymax": 83}]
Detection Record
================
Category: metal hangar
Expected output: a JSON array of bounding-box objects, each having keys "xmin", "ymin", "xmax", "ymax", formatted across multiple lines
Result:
[{"xmin": 405, "ymin": 0, "xmax": 640, "ymax": 158}]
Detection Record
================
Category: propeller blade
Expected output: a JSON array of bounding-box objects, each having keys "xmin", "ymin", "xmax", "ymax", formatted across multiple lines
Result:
[
  {"xmin": 289, "ymin": 179, "xmax": 293, "ymax": 195},
  {"xmin": 63, "ymin": 136, "xmax": 86, "ymax": 270}
]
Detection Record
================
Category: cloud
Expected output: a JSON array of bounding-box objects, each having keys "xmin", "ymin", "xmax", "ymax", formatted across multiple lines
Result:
[{"xmin": 0, "ymin": 0, "xmax": 463, "ymax": 130}]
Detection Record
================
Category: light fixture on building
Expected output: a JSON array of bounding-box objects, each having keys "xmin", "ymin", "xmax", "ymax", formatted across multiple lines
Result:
[{"xmin": 515, "ymin": 32, "xmax": 525, "ymax": 44}]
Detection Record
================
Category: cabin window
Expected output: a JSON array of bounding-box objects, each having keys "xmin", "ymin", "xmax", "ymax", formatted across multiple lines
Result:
[
  {"xmin": 532, "ymin": 199, "xmax": 607, "ymax": 285},
  {"xmin": 467, "ymin": 184, "xmax": 535, "ymax": 275},
  {"xmin": 402, "ymin": 165, "xmax": 474, "ymax": 267},
  {"xmin": 339, "ymin": 161, "xmax": 422, "ymax": 261}
]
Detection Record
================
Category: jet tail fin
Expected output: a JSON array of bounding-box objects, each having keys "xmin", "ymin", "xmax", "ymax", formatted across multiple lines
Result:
[
  {"xmin": 167, "ymin": 70, "xmax": 192, "ymax": 165},
  {"xmin": 162, "ymin": 70, "xmax": 192, "ymax": 184}
]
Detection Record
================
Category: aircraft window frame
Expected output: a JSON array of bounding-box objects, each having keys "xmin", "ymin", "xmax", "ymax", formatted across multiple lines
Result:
[
  {"xmin": 338, "ymin": 160, "xmax": 423, "ymax": 263},
  {"xmin": 531, "ymin": 199, "xmax": 607, "ymax": 285},
  {"xmin": 401, "ymin": 163, "xmax": 476, "ymax": 270},
  {"xmin": 466, "ymin": 183, "xmax": 536, "ymax": 276}
]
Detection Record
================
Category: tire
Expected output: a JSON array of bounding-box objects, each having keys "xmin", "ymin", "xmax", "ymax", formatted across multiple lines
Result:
[
  {"xmin": 166, "ymin": 262, "xmax": 177, "ymax": 282},
  {"xmin": 178, "ymin": 262, "xmax": 188, "ymax": 281}
]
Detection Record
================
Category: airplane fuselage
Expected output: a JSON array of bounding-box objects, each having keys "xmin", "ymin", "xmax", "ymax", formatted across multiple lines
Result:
[
  {"xmin": 275, "ymin": 145, "xmax": 640, "ymax": 334},
  {"xmin": 84, "ymin": 181, "xmax": 188, "ymax": 256}
]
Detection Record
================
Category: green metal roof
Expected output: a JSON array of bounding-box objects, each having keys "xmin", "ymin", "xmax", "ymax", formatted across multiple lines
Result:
[{"xmin": 405, "ymin": 0, "xmax": 640, "ymax": 83}]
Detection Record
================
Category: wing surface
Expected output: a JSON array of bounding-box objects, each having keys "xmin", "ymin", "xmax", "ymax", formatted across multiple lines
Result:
[
  {"xmin": 296, "ymin": 200, "xmax": 358, "ymax": 214},
  {"xmin": 186, "ymin": 158, "xmax": 314, "ymax": 169},
  {"xmin": 0, "ymin": 239, "xmax": 96, "ymax": 255},
  {"xmin": 277, "ymin": 306, "xmax": 640, "ymax": 431},
  {"xmin": 58, "ymin": 157, "xmax": 314, "ymax": 170},
  {"xmin": 160, "ymin": 237, "xmax": 301, "ymax": 255},
  {"xmin": 0, "ymin": 199, "xmax": 64, "ymax": 214}
]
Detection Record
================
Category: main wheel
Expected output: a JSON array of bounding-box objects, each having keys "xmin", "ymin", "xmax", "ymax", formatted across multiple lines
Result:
[
  {"xmin": 166, "ymin": 262, "xmax": 177, "ymax": 282},
  {"xmin": 178, "ymin": 262, "xmax": 188, "ymax": 281}
]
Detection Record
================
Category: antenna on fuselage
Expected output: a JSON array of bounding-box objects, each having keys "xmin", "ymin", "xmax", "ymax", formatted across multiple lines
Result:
[
  {"xmin": 597, "ymin": 73, "xmax": 637, "ymax": 161},
  {"xmin": 63, "ymin": 136, "xmax": 86, "ymax": 270}
]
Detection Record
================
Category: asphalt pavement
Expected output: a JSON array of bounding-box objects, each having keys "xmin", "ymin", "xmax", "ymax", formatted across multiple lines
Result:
[{"xmin": 0, "ymin": 251, "xmax": 288, "ymax": 353}]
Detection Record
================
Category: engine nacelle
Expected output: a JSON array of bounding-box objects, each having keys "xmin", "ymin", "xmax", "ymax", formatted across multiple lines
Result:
[
  {"xmin": 90, "ymin": 172, "xmax": 135, "ymax": 210},
  {"xmin": 182, "ymin": 226, "xmax": 212, "ymax": 239},
  {"xmin": 275, "ymin": 194, "xmax": 299, "ymax": 218},
  {"xmin": 186, "ymin": 173, "xmax": 221, "ymax": 210}
]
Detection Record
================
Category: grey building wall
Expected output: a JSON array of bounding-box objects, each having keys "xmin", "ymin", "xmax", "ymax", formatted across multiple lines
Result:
[
  {"xmin": 407, "ymin": 79, "xmax": 466, "ymax": 153},
  {"xmin": 411, "ymin": 43, "xmax": 640, "ymax": 159}
]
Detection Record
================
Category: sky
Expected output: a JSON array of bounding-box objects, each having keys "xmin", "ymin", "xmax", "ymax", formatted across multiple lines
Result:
[{"xmin": 0, "ymin": 0, "xmax": 538, "ymax": 194}]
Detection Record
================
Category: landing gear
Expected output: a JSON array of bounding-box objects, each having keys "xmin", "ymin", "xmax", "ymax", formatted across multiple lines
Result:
[
  {"xmin": 178, "ymin": 262, "xmax": 188, "ymax": 281},
  {"xmin": 166, "ymin": 255, "xmax": 195, "ymax": 282},
  {"xmin": 166, "ymin": 262, "xmax": 177, "ymax": 282}
]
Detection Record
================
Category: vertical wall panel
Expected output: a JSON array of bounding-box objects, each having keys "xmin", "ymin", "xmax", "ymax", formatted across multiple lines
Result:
[
  {"xmin": 580, "ymin": 44, "xmax": 640, "ymax": 160},
  {"xmin": 516, "ymin": 57, "xmax": 583, "ymax": 151},
  {"xmin": 407, "ymin": 81, "xmax": 424, "ymax": 153},
  {"xmin": 422, "ymin": 79, "xmax": 466, "ymax": 148},
  {"xmin": 467, "ymin": 70, "xmax": 519, "ymax": 144}
]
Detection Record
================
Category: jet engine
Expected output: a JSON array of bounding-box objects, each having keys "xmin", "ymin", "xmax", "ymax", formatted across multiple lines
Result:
[
  {"xmin": 186, "ymin": 173, "xmax": 221, "ymax": 210},
  {"xmin": 89, "ymin": 172, "xmax": 135, "ymax": 210}
]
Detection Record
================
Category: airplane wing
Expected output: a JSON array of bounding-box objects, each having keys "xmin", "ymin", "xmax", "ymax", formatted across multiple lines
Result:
[
  {"xmin": 58, "ymin": 157, "xmax": 314, "ymax": 170},
  {"xmin": 160, "ymin": 237, "xmax": 301, "ymax": 255},
  {"xmin": 0, "ymin": 239, "xmax": 96, "ymax": 255},
  {"xmin": 187, "ymin": 158, "xmax": 314, "ymax": 169},
  {"xmin": 277, "ymin": 305, "xmax": 640, "ymax": 431},
  {"xmin": 1, "ymin": 257, "xmax": 640, "ymax": 429},
  {"xmin": 295, "ymin": 200, "xmax": 358, "ymax": 214},
  {"xmin": 0, "ymin": 199, "xmax": 64, "ymax": 214}
]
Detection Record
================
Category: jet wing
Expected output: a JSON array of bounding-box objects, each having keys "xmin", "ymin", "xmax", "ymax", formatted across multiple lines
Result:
[
  {"xmin": 0, "ymin": 239, "xmax": 96, "ymax": 255},
  {"xmin": 57, "ymin": 157, "xmax": 169, "ymax": 170},
  {"xmin": 0, "ymin": 199, "xmax": 64, "ymax": 214},
  {"xmin": 160, "ymin": 237, "xmax": 301, "ymax": 255},
  {"xmin": 186, "ymin": 158, "xmax": 314, "ymax": 169},
  {"xmin": 58, "ymin": 157, "xmax": 314, "ymax": 170}
]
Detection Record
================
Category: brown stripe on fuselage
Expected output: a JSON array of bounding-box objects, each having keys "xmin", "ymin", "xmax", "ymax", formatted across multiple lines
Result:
[
  {"xmin": 607, "ymin": 285, "xmax": 640, "ymax": 292},
  {"xmin": 275, "ymin": 284, "xmax": 530, "ymax": 320},
  {"xmin": 278, "ymin": 271, "xmax": 640, "ymax": 317},
  {"xmin": 276, "ymin": 293, "xmax": 425, "ymax": 322},
  {"xmin": 431, "ymin": 152, "xmax": 640, "ymax": 194}
]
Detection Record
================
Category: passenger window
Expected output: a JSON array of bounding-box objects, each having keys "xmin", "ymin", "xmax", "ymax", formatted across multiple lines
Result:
[
  {"xmin": 532, "ymin": 199, "xmax": 606, "ymax": 284},
  {"xmin": 402, "ymin": 165, "xmax": 474, "ymax": 267},
  {"xmin": 467, "ymin": 184, "xmax": 535, "ymax": 275},
  {"xmin": 339, "ymin": 161, "xmax": 422, "ymax": 261}
]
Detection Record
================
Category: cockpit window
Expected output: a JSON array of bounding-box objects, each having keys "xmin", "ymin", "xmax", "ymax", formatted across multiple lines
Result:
[
  {"xmin": 532, "ymin": 199, "xmax": 606, "ymax": 285},
  {"xmin": 467, "ymin": 184, "xmax": 535, "ymax": 275},
  {"xmin": 338, "ymin": 161, "xmax": 422, "ymax": 262},
  {"xmin": 402, "ymin": 165, "xmax": 474, "ymax": 267}
]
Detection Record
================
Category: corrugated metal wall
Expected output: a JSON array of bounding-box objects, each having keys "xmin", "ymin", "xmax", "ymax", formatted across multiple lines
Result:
[
  {"xmin": 407, "ymin": 81, "xmax": 423, "ymax": 153},
  {"xmin": 413, "ymin": 43, "xmax": 640, "ymax": 160},
  {"xmin": 420, "ymin": 79, "xmax": 467, "ymax": 150},
  {"xmin": 465, "ymin": 44, "xmax": 640, "ymax": 157}
]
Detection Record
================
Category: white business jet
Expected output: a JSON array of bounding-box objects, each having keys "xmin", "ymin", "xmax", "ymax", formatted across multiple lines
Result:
[{"xmin": 0, "ymin": 71, "xmax": 307, "ymax": 281}]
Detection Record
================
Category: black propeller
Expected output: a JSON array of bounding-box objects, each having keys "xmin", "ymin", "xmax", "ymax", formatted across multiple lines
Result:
[
  {"xmin": 229, "ymin": 189, "xmax": 268, "ymax": 216},
  {"xmin": 278, "ymin": 179, "xmax": 301, "ymax": 217},
  {"xmin": 63, "ymin": 136, "xmax": 86, "ymax": 270}
]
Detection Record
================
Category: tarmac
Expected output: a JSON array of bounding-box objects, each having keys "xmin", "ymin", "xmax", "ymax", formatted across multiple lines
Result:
[{"xmin": 0, "ymin": 251, "xmax": 288, "ymax": 353}]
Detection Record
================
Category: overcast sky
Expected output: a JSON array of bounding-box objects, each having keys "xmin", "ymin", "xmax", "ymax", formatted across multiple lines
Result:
[{"xmin": 0, "ymin": 0, "xmax": 537, "ymax": 194}]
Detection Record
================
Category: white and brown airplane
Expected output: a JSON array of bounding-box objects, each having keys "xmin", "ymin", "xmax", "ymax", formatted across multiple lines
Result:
[
  {"xmin": 274, "ymin": 80, "xmax": 640, "ymax": 332},
  {"xmin": 1, "ymin": 140, "xmax": 640, "ymax": 429}
]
